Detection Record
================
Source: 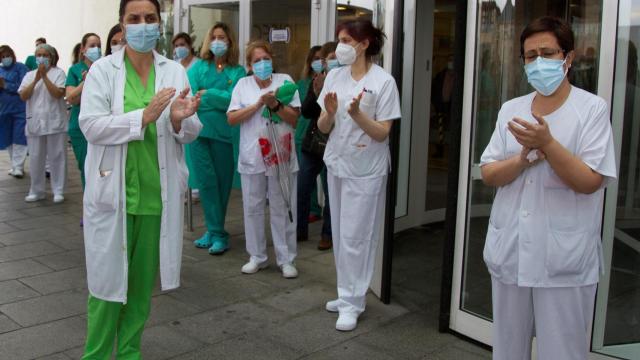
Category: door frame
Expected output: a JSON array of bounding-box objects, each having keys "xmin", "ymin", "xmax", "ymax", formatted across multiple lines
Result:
[{"xmin": 448, "ymin": 1, "xmax": 622, "ymax": 358}]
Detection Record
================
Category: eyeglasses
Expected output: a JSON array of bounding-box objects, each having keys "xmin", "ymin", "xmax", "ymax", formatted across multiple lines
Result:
[{"xmin": 521, "ymin": 48, "xmax": 565, "ymax": 62}]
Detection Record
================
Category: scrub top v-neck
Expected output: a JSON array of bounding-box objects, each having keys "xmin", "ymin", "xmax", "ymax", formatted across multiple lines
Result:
[{"xmin": 123, "ymin": 55, "xmax": 162, "ymax": 215}]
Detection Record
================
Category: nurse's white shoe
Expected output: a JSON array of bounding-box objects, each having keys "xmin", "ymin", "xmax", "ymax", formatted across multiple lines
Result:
[
  {"xmin": 325, "ymin": 299, "xmax": 340, "ymax": 313},
  {"xmin": 25, "ymin": 194, "xmax": 45, "ymax": 202},
  {"xmin": 241, "ymin": 259, "xmax": 268, "ymax": 274},
  {"xmin": 280, "ymin": 263, "xmax": 298, "ymax": 279},
  {"xmin": 53, "ymin": 194, "xmax": 65, "ymax": 204},
  {"xmin": 336, "ymin": 312, "xmax": 359, "ymax": 332}
]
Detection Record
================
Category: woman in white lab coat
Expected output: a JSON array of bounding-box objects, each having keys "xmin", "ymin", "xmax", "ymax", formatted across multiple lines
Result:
[
  {"xmin": 480, "ymin": 16, "xmax": 616, "ymax": 360},
  {"xmin": 227, "ymin": 40, "xmax": 301, "ymax": 279},
  {"xmin": 78, "ymin": 0, "xmax": 202, "ymax": 358},
  {"xmin": 18, "ymin": 44, "xmax": 67, "ymax": 203},
  {"xmin": 317, "ymin": 20, "xmax": 401, "ymax": 332}
]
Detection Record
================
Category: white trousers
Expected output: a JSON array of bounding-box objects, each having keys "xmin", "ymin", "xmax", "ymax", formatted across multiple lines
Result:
[
  {"xmin": 27, "ymin": 133, "xmax": 67, "ymax": 197},
  {"xmin": 328, "ymin": 172, "xmax": 387, "ymax": 315},
  {"xmin": 241, "ymin": 172, "xmax": 297, "ymax": 266},
  {"xmin": 491, "ymin": 277, "xmax": 597, "ymax": 360},
  {"xmin": 7, "ymin": 144, "xmax": 28, "ymax": 171}
]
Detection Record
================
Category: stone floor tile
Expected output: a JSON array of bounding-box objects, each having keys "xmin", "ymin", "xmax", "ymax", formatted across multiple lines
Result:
[
  {"xmin": 0, "ymin": 289, "xmax": 87, "ymax": 327},
  {"xmin": 0, "ymin": 280, "xmax": 40, "ymax": 305},
  {"xmin": 0, "ymin": 241, "xmax": 64, "ymax": 263},
  {"xmin": 20, "ymin": 267, "xmax": 86, "ymax": 295},
  {"xmin": 0, "ymin": 259, "xmax": 52, "ymax": 282}
]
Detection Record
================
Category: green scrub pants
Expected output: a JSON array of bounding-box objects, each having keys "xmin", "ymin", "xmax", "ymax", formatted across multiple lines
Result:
[
  {"xmin": 69, "ymin": 134, "xmax": 88, "ymax": 188},
  {"xmin": 82, "ymin": 214, "xmax": 161, "ymax": 360},
  {"xmin": 191, "ymin": 137, "xmax": 234, "ymax": 239}
]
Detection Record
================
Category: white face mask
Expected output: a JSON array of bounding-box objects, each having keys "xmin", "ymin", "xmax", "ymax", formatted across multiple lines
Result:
[
  {"xmin": 111, "ymin": 44, "xmax": 124, "ymax": 53},
  {"xmin": 335, "ymin": 43, "xmax": 358, "ymax": 65}
]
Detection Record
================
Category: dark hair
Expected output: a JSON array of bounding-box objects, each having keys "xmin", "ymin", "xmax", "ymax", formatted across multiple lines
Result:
[
  {"xmin": 301, "ymin": 45, "xmax": 322, "ymax": 79},
  {"xmin": 35, "ymin": 37, "xmax": 46, "ymax": 44},
  {"xmin": 71, "ymin": 43, "xmax": 81, "ymax": 65},
  {"xmin": 119, "ymin": 0, "xmax": 161, "ymax": 22},
  {"xmin": 0, "ymin": 45, "xmax": 17, "ymax": 63},
  {"xmin": 336, "ymin": 20, "xmax": 386, "ymax": 58},
  {"xmin": 520, "ymin": 16, "xmax": 574, "ymax": 57},
  {"xmin": 106, "ymin": 24, "xmax": 123, "ymax": 56},
  {"xmin": 320, "ymin": 41, "xmax": 338, "ymax": 58}
]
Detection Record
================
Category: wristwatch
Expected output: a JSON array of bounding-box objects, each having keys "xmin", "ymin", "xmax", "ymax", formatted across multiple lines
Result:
[{"xmin": 269, "ymin": 100, "xmax": 282, "ymax": 113}]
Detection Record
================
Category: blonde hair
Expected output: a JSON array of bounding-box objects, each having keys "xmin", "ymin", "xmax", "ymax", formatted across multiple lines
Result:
[
  {"xmin": 245, "ymin": 40, "xmax": 273, "ymax": 65},
  {"xmin": 200, "ymin": 22, "xmax": 239, "ymax": 66}
]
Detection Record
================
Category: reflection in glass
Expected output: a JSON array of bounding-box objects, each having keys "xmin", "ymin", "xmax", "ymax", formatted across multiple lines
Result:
[
  {"xmin": 461, "ymin": 0, "xmax": 602, "ymax": 320},
  {"xmin": 592, "ymin": 1, "xmax": 640, "ymax": 358},
  {"xmin": 188, "ymin": 2, "xmax": 239, "ymax": 56},
  {"xmin": 251, "ymin": 0, "xmax": 311, "ymax": 82}
]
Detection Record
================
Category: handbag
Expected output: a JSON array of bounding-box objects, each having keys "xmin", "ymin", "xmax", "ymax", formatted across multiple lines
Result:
[{"xmin": 301, "ymin": 118, "xmax": 329, "ymax": 158}]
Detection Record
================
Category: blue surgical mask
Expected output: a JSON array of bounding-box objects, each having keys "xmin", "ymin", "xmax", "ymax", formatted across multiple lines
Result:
[
  {"xmin": 209, "ymin": 40, "xmax": 228, "ymax": 57},
  {"xmin": 85, "ymin": 47, "xmax": 101, "ymax": 63},
  {"xmin": 524, "ymin": 56, "xmax": 568, "ymax": 96},
  {"xmin": 174, "ymin": 46, "xmax": 189, "ymax": 60},
  {"xmin": 311, "ymin": 59, "xmax": 324, "ymax": 74},
  {"xmin": 125, "ymin": 23, "xmax": 160, "ymax": 53},
  {"xmin": 326, "ymin": 59, "xmax": 340, "ymax": 71},
  {"xmin": 1, "ymin": 57, "xmax": 13, "ymax": 67},
  {"xmin": 36, "ymin": 56, "xmax": 50, "ymax": 68},
  {"xmin": 253, "ymin": 59, "xmax": 273, "ymax": 80}
]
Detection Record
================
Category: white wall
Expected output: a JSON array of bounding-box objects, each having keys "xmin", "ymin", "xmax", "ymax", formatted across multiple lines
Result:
[{"xmin": 0, "ymin": 0, "xmax": 121, "ymax": 72}]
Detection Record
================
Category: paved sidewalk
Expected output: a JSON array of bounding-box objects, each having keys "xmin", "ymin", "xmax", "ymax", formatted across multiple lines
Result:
[{"xmin": 0, "ymin": 148, "xmax": 491, "ymax": 359}]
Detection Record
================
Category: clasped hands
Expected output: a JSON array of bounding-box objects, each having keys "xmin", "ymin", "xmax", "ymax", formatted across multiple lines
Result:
[{"xmin": 508, "ymin": 113, "xmax": 554, "ymax": 167}]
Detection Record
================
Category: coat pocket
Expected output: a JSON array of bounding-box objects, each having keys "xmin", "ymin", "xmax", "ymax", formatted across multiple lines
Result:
[
  {"xmin": 87, "ymin": 146, "xmax": 118, "ymax": 211},
  {"xmin": 483, "ymin": 222, "xmax": 508, "ymax": 277},
  {"xmin": 545, "ymin": 230, "xmax": 595, "ymax": 277},
  {"xmin": 543, "ymin": 168, "xmax": 578, "ymax": 231}
]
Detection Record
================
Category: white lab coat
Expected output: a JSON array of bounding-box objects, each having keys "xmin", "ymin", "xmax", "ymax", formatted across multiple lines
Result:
[{"xmin": 79, "ymin": 49, "xmax": 202, "ymax": 303}]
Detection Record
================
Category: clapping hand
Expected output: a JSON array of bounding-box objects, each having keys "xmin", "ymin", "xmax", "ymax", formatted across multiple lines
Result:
[
  {"xmin": 143, "ymin": 88, "xmax": 176, "ymax": 126},
  {"xmin": 324, "ymin": 92, "xmax": 338, "ymax": 115},
  {"xmin": 508, "ymin": 113, "xmax": 553, "ymax": 150},
  {"xmin": 347, "ymin": 91, "xmax": 363, "ymax": 118},
  {"xmin": 170, "ymin": 87, "xmax": 201, "ymax": 125},
  {"xmin": 260, "ymin": 91, "xmax": 278, "ymax": 108}
]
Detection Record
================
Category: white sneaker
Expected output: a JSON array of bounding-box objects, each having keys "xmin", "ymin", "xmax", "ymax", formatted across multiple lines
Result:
[
  {"xmin": 336, "ymin": 312, "xmax": 359, "ymax": 332},
  {"xmin": 241, "ymin": 259, "xmax": 268, "ymax": 274},
  {"xmin": 280, "ymin": 263, "xmax": 298, "ymax": 279},
  {"xmin": 12, "ymin": 169, "xmax": 23, "ymax": 178},
  {"xmin": 25, "ymin": 194, "xmax": 45, "ymax": 202},
  {"xmin": 325, "ymin": 299, "xmax": 340, "ymax": 313},
  {"xmin": 53, "ymin": 194, "xmax": 65, "ymax": 204},
  {"xmin": 7, "ymin": 168, "xmax": 14, "ymax": 176}
]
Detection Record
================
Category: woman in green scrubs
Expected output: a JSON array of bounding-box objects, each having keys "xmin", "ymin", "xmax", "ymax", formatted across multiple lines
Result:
[
  {"xmin": 80, "ymin": 0, "xmax": 202, "ymax": 358},
  {"xmin": 189, "ymin": 22, "xmax": 246, "ymax": 254},
  {"xmin": 66, "ymin": 33, "xmax": 102, "ymax": 190}
]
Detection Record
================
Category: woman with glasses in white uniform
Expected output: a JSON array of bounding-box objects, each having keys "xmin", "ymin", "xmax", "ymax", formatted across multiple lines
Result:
[{"xmin": 480, "ymin": 16, "xmax": 616, "ymax": 360}]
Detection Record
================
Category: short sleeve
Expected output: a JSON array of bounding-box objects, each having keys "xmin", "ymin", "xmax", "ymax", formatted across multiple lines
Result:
[
  {"xmin": 577, "ymin": 99, "xmax": 617, "ymax": 183},
  {"xmin": 65, "ymin": 66, "xmax": 80, "ymax": 87},
  {"xmin": 18, "ymin": 71, "xmax": 33, "ymax": 93},
  {"xmin": 285, "ymin": 75, "xmax": 301, "ymax": 108},
  {"xmin": 227, "ymin": 78, "xmax": 244, "ymax": 113},
  {"xmin": 480, "ymin": 109, "xmax": 507, "ymax": 165},
  {"xmin": 375, "ymin": 76, "xmax": 401, "ymax": 121},
  {"xmin": 54, "ymin": 69, "xmax": 66, "ymax": 88}
]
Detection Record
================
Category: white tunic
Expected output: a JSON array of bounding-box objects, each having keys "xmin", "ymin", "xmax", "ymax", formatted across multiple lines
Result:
[
  {"xmin": 18, "ymin": 67, "xmax": 67, "ymax": 136},
  {"xmin": 480, "ymin": 86, "xmax": 617, "ymax": 287},
  {"xmin": 317, "ymin": 64, "xmax": 401, "ymax": 179},
  {"xmin": 228, "ymin": 73, "xmax": 301, "ymax": 175}
]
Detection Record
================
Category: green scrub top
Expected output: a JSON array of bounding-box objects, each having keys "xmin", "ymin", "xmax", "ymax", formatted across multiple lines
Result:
[
  {"xmin": 25, "ymin": 55, "xmax": 37, "ymax": 71},
  {"xmin": 123, "ymin": 55, "xmax": 162, "ymax": 215},
  {"xmin": 295, "ymin": 77, "xmax": 312, "ymax": 146},
  {"xmin": 65, "ymin": 61, "xmax": 89, "ymax": 137},
  {"xmin": 187, "ymin": 60, "xmax": 246, "ymax": 142}
]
